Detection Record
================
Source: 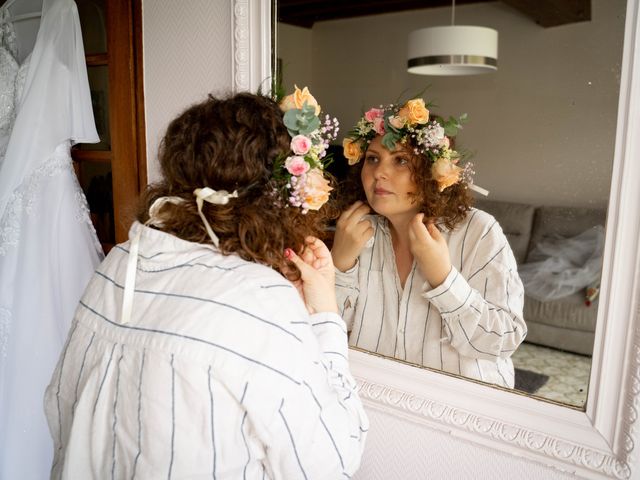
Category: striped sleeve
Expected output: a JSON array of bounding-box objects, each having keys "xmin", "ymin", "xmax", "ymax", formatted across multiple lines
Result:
[
  {"xmin": 334, "ymin": 263, "xmax": 360, "ymax": 332},
  {"xmin": 246, "ymin": 286, "xmax": 368, "ymax": 479},
  {"xmin": 422, "ymin": 222, "xmax": 527, "ymax": 361}
]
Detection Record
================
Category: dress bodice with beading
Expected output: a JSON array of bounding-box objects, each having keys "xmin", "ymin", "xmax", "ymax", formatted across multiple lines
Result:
[{"xmin": 0, "ymin": 8, "xmax": 19, "ymax": 160}]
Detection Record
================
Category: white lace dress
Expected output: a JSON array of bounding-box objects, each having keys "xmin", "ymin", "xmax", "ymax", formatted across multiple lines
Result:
[
  {"xmin": 0, "ymin": 8, "xmax": 18, "ymax": 163},
  {"xmin": 0, "ymin": 1, "xmax": 104, "ymax": 478}
]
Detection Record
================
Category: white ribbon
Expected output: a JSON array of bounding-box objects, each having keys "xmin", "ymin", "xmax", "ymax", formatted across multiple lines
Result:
[
  {"xmin": 147, "ymin": 196, "xmax": 185, "ymax": 226},
  {"xmin": 119, "ymin": 190, "xmax": 237, "ymax": 324},
  {"xmin": 193, "ymin": 187, "xmax": 238, "ymax": 247},
  {"xmin": 121, "ymin": 196, "xmax": 184, "ymax": 325},
  {"xmin": 121, "ymin": 226, "xmax": 141, "ymax": 325},
  {"xmin": 469, "ymin": 183, "xmax": 489, "ymax": 196}
]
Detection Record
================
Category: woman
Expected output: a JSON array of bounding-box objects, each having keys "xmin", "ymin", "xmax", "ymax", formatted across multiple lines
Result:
[
  {"xmin": 44, "ymin": 90, "xmax": 368, "ymax": 479},
  {"xmin": 333, "ymin": 98, "xmax": 526, "ymax": 388}
]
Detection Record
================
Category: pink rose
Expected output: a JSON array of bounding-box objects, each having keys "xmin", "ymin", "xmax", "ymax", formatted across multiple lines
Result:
[
  {"xmin": 285, "ymin": 156, "xmax": 310, "ymax": 176},
  {"xmin": 373, "ymin": 117, "xmax": 385, "ymax": 135},
  {"xmin": 290, "ymin": 135, "xmax": 312, "ymax": 155},
  {"xmin": 364, "ymin": 108, "xmax": 384, "ymax": 123},
  {"xmin": 388, "ymin": 115, "xmax": 406, "ymax": 130},
  {"xmin": 439, "ymin": 136, "xmax": 450, "ymax": 149}
]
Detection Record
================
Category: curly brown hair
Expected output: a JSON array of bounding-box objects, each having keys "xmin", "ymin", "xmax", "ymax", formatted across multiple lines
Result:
[
  {"xmin": 136, "ymin": 93, "xmax": 332, "ymax": 278},
  {"xmin": 334, "ymin": 138, "xmax": 474, "ymax": 230}
]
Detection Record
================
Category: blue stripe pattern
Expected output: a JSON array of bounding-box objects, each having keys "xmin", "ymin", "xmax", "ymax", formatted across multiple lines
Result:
[
  {"xmin": 168, "ymin": 354, "xmax": 175, "ymax": 480},
  {"xmin": 94, "ymin": 271, "xmax": 302, "ymax": 343},
  {"xmin": 93, "ymin": 343, "xmax": 118, "ymax": 416},
  {"xmin": 207, "ymin": 366, "xmax": 217, "ymax": 479},
  {"xmin": 79, "ymin": 301, "xmax": 300, "ymax": 385},
  {"xmin": 111, "ymin": 347, "xmax": 124, "ymax": 480},
  {"xmin": 72, "ymin": 332, "xmax": 95, "ymax": 414},
  {"xmin": 240, "ymin": 383, "xmax": 250, "ymax": 480},
  {"xmin": 278, "ymin": 399, "xmax": 308, "ymax": 480},
  {"xmin": 53, "ymin": 322, "xmax": 79, "ymax": 471},
  {"xmin": 302, "ymin": 381, "xmax": 345, "ymax": 470},
  {"xmin": 131, "ymin": 350, "xmax": 146, "ymax": 480}
]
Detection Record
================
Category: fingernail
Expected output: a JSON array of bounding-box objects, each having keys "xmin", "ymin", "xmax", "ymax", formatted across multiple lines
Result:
[{"xmin": 284, "ymin": 248, "xmax": 293, "ymax": 259}]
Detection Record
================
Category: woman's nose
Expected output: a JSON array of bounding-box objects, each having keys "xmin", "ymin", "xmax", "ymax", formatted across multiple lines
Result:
[{"xmin": 373, "ymin": 161, "xmax": 389, "ymax": 179}]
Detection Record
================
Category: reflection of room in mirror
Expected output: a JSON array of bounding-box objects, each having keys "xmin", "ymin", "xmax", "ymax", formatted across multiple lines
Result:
[
  {"xmin": 511, "ymin": 343, "xmax": 590, "ymax": 408},
  {"xmin": 277, "ymin": 0, "xmax": 625, "ymax": 408}
]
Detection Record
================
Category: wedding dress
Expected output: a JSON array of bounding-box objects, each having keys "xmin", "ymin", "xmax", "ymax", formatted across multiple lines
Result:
[
  {"xmin": 0, "ymin": 8, "xmax": 18, "ymax": 163},
  {"xmin": 0, "ymin": 0, "xmax": 103, "ymax": 478}
]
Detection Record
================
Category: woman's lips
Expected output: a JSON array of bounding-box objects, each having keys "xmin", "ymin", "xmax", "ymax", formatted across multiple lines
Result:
[{"xmin": 374, "ymin": 187, "xmax": 392, "ymax": 195}]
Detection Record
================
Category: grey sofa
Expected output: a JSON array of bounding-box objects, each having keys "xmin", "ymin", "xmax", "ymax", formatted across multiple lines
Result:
[{"xmin": 475, "ymin": 199, "xmax": 607, "ymax": 356}]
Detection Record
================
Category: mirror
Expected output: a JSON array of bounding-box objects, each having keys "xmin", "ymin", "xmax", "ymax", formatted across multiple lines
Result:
[{"xmin": 275, "ymin": 0, "xmax": 626, "ymax": 409}]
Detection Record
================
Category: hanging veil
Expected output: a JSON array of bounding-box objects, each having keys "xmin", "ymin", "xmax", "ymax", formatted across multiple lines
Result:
[{"xmin": 0, "ymin": 0, "xmax": 103, "ymax": 478}]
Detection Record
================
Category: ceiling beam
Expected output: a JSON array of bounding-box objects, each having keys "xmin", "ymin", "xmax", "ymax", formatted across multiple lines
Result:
[
  {"xmin": 277, "ymin": 0, "xmax": 490, "ymax": 28},
  {"xmin": 277, "ymin": 0, "xmax": 592, "ymax": 29},
  {"xmin": 500, "ymin": 0, "xmax": 591, "ymax": 27}
]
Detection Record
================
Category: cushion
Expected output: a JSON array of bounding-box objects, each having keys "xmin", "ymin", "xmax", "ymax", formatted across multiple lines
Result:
[
  {"xmin": 474, "ymin": 199, "xmax": 535, "ymax": 264},
  {"xmin": 523, "ymin": 291, "xmax": 599, "ymax": 355},
  {"xmin": 523, "ymin": 292, "xmax": 598, "ymax": 332},
  {"xmin": 524, "ymin": 321, "xmax": 595, "ymax": 356}
]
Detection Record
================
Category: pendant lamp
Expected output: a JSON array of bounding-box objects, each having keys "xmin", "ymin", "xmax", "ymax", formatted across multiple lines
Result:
[{"xmin": 407, "ymin": 0, "xmax": 498, "ymax": 76}]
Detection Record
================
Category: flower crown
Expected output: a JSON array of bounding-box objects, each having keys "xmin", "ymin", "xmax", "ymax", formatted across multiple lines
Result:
[
  {"xmin": 272, "ymin": 86, "xmax": 338, "ymax": 214},
  {"xmin": 342, "ymin": 98, "xmax": 482, "ymax": 194}
]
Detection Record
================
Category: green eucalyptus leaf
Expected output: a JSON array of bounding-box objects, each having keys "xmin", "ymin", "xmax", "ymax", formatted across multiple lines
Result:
[
  {"xmin": 297, "ymin": 116, "xmax": 320, "ymax": 135},
  {"xmin": 443, "ymin": 123, "xmax": 458, "ymax": 137},
  {"xmin": 301, "ymin": 101, "xmax": 317, "ymax": 116},
  {"xmin": 283, "ymin": 109, "xmax": 302, "ymax": 131},
  {"xmin": 382, "ymin": 132, "xmax": 399, "ymax": 151}
]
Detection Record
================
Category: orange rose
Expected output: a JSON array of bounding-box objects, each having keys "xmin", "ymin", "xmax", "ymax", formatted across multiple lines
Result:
[
  {"xmin": 279, "ymin": 85, "xmax": 321, "ymax": 115},
  {"xmin": 432, "ymin": 157, "xmax": 463, "ymax": 192},
  {"xmin": 342, "ymin": 138, "xmax": 363, "ymax": 165},
  {"xmin": 304, "ymin": 169, "xmax": 332, "ymax": 210},
  {"xmin": 401, "ymin": 98, "xmax": 429, "ymax": 125}
]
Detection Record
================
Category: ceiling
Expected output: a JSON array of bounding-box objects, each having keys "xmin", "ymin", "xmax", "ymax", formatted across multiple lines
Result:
[{"xmin": 277, "ymin": 0, "xmax": 591, "ymax": 28}]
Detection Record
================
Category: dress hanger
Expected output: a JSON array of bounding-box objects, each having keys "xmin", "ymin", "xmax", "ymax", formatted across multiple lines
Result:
[
  {"xmin": 9, "ymin": 11, "xmax": 41, "ymax": 22},
  {"xmin": 1, "ymin": 0, "xmax": 17, "ymax": 12},
  {"xmin": 2, "ymin": 0, "xmax": 41, "ymax": 22}
]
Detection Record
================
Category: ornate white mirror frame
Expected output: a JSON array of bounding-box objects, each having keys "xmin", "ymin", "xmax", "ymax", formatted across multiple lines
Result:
[{"xmin": 231, "ymin": 0, "xmax": 640, "ymax": 476}]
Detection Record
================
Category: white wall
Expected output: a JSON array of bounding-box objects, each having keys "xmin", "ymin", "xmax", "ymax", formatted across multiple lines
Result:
[
  {"xmin": 142, "ymin": 0, "xmax": 232, "ymax": 182},
  {"xmin": 354, "ymin": 409, "xmax": 578, "ymax": 480},
  {"xmin": 277, "ymin": 23, "xmax": 313, "ymax": 92},
  {"xmin": 141, "ymin": 2, "xmax": 633, "ymax": 478},
  {"xmin": 278, "ymin": 0, "xmax": 625, "ymax": 208}
]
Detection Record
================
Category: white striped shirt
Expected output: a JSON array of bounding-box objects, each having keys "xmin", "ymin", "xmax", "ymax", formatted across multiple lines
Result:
[
  {"xmin": 45, "ymin": 223, "xmax": 368, "ymax": 479},
  {"xmin": 335, "ymin": 209, "xmax": 526, "ymax": 387}
]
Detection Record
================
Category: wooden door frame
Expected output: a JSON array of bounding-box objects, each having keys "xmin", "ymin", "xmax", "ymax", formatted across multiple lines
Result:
[{"xmin": 107, "ymin": 0, "xmax": 147, "ymax": 243}]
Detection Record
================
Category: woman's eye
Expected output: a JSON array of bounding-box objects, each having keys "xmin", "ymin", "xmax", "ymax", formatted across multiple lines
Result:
[
  {"xmin": 396, "ymin": 157, "xmax": 409, "ymax": 166},
  {"xmin": 365, "ymin": 155, "xmax": 378, "ymax": 163}
]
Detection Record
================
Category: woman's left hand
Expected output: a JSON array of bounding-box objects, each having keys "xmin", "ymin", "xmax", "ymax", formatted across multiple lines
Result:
[{"xmin": 408, "ymin": 213, "xmax": 452, "ymax": 288}]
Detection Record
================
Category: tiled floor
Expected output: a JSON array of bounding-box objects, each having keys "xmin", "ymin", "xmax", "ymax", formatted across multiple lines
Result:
[{"xmin": 511, "ymin": 342, "xmax": 591, "ymax": 408}]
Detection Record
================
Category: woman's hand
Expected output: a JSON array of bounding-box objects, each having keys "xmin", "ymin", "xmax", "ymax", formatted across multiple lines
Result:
[
  {"xmin": 331, "ymin": 201, "xmax": 374, "ymax": 272},
  {"xmin": 286, "ymin": 237, "xmax": 339, "ymax": 314},
  {"xmin": 408, "ymin": 213, "xmax": 452, "ymax": 288}
]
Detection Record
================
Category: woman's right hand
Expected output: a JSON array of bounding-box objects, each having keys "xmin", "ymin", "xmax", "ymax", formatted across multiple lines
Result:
[
  {"xmin": 286, "ymin": 237, "xmax": 338, "ymax": 314},
  {"xmin": 331, "ymin": 201, "xmax": 374, "ymax": 272}
]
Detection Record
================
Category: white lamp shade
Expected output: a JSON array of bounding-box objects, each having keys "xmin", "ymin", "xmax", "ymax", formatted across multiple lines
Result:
[{"xmin": 408, "ymin": 25, "xmax": 498, "ymax": 75}]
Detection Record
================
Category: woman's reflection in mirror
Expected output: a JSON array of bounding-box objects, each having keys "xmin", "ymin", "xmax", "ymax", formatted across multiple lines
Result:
[{"xmin": 332, "ymin": 98, "xmax": 527, "ymax": 387}]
